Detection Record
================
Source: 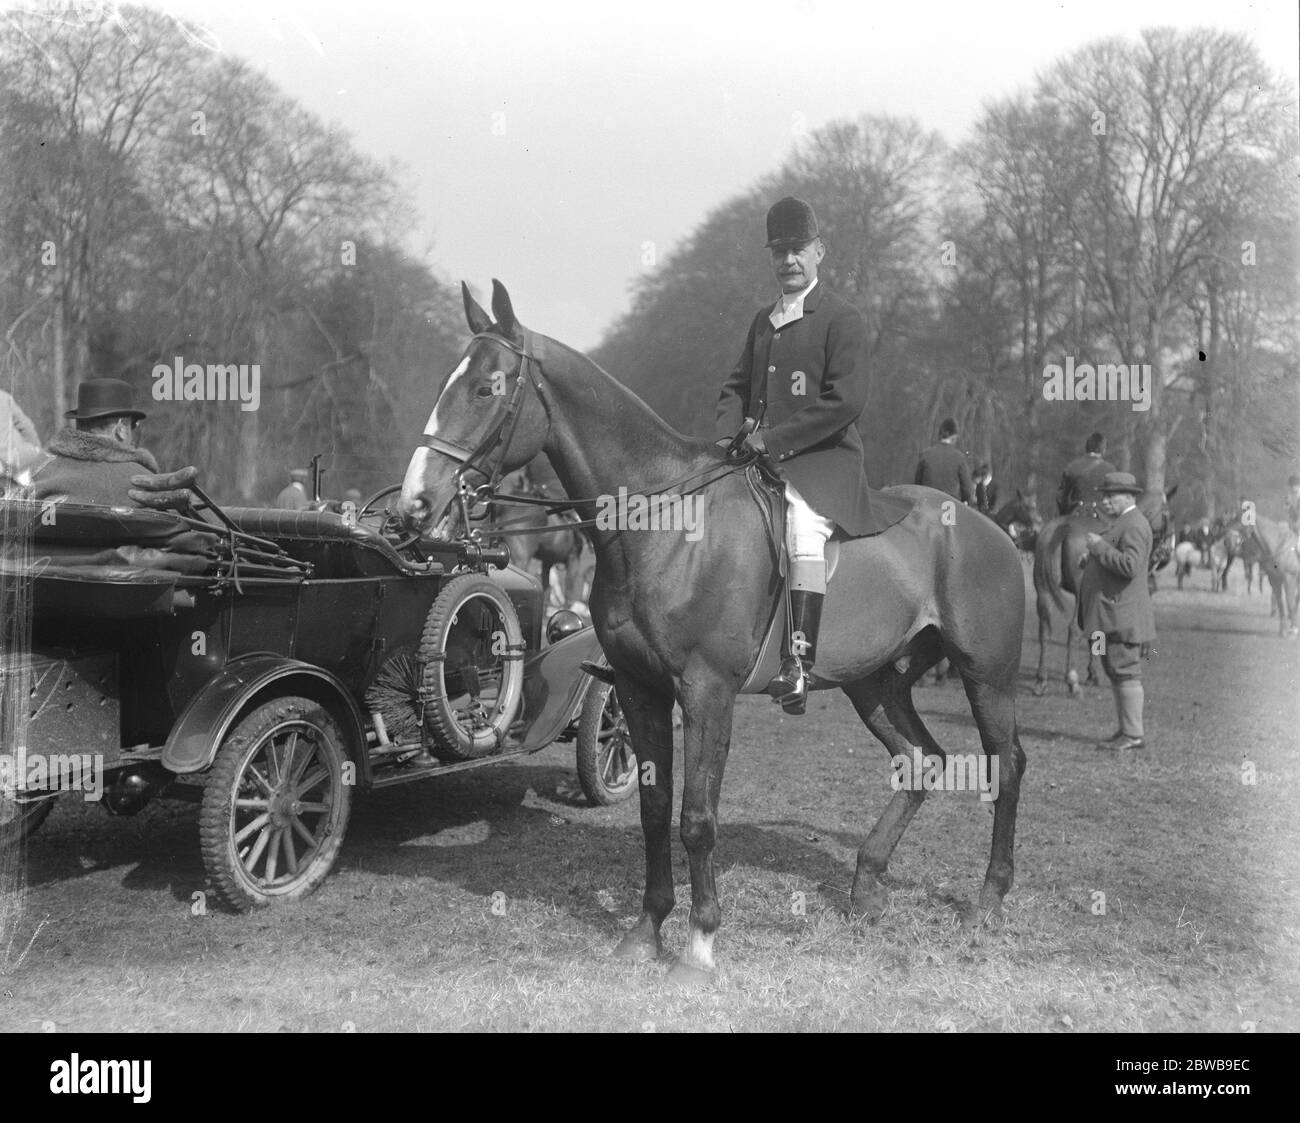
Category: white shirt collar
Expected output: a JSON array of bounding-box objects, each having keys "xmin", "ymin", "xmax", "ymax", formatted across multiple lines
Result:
[{"xmin": 769, "ymin": 277, "xmax": 818, "ymax": 328}]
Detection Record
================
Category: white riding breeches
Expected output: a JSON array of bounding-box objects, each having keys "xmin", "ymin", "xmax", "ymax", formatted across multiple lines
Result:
[{"xmin": 785, "ymin": 483, "xmax": 835, "ymax": 593}]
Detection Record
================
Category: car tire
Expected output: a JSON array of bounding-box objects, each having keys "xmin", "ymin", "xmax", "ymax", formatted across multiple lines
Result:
[
  {"xmin": 419, "ymin": 574, "xmax": 526, "ymax": 761},
  {"xmin": 575, "ymin": 678, "xmax": 638, "ymax": 806},
  {"xmin": 199, "ymin": 696, "xmax": 352, "ymax": 911}
]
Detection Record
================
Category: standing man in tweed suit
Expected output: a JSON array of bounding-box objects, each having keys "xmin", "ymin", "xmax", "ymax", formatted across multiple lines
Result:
[
  {"xmin": 1077, "ymin": 472, "xmax": 1155, "ymax": 750},
  {"xmin": 716, "ymin": 196, "xmax": 883, "ymax": 715}
]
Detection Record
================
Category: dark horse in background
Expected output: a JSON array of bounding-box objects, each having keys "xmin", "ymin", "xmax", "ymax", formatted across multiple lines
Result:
[
  {"xmin": 1032, "ymin": 488, "xmax": 1173, "ymax": 696},
  {"xmin": 992, "ymin": 491, "xmax": 1042, "ymax": 554},
  {"xmin": 398, "ymin": 281, "xmax": 1028, "ymax": 983},
  {"xmin": 493, "ymin": 460, "xmax": 593, "ymax": 614}
]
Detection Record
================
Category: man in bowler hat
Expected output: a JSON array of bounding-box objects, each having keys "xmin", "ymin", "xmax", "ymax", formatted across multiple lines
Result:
[
  {"xmin": 715, "ymin": 196, "xmax": 881, "ymax": 715},
  {"xmin": 1077, "ymin": 471, "xmax": 1154, "ymax": 750},
  {"xmin": 30, "ymin": 378, "xmax": 195, "ymax": 508}
]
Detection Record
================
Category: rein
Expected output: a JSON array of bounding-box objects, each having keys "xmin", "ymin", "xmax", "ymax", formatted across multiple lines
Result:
[{"xmin": 422, "ymin": 330, "xmax": 761, "ymax": 538}]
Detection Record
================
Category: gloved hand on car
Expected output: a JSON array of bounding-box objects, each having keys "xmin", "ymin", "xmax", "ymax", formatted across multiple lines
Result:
[{"xmin": 128, "ymin": 465, "xmax": 200, "ymax": 512}]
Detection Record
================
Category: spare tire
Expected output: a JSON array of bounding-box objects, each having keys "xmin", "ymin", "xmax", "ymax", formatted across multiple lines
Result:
[{"xmin": 419, "ymin": 574, "xmax": 526, "ymax": 760}]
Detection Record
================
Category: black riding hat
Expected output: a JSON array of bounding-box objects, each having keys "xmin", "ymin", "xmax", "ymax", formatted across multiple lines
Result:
[{"xmin": 765, "ymin": 196, "xmax": 820, "ymax": 248}]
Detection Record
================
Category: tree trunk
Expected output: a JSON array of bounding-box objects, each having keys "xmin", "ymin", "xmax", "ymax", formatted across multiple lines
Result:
[
  {"xmin": 1142, "ymin": 318, "xmax": 1167, "ymax": 496},
  {"xmin": 51, "ymin": 279, "xmax": 66, "ymax": 424}
]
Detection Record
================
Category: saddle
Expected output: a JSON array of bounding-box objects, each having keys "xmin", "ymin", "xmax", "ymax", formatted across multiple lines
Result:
[{"xmin": 738, "ymin": 463, "xmax": 913, "ymax": 695}]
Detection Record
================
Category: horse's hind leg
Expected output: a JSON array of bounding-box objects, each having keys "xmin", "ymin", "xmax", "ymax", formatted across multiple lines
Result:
[
  {"xmin": 841, "ymin": 669, "xmax": 941, "ymax": 921},
  {"xmin": 1033, "ymin": 598, "xmax": 1052, "ymax": 696},
  {"xmin": 1065, "ymin": 611, "xmax": 1096, "ymax": 693},
  {"xmin": 612, "ymin": 675, "xmax": 677, "ymax": 963},
  {"xmin": 958, "ymin": 677, "xmax": 1027, "ymax": 922}
]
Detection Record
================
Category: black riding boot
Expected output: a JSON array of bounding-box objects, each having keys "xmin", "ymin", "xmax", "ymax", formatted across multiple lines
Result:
[{"xmin": 769, "ymin": 590, "xmax": 824, "ymax": 716}]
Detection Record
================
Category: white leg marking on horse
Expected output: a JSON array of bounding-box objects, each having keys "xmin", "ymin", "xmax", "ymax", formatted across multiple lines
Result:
[
  {"xmin": 424, "ymin": 355, "xmax": 470, "ymax": 437},
  {"xmin": 686, "ymin": 927, "xmax": 715, "ymax": 970}
]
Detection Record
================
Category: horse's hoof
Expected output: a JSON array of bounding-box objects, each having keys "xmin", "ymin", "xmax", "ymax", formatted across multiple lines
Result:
[
  {"xmin": 1066, "ymin": 682, "xmax": 1081, "ymax": 697},
  {"xmin": 665, "ymin": 960, "xmax": 714, "ymax": 989},
  {"xmin": 975, "ymin": 889, "xmax": 1007, "ymax": 928},
  {"xmin": 849, "ymin": 887, "xmax": 888, "ymax": 923},
  {"xmin": 612, "ymin": 931, "xmax": 662, "ymax": 963},
  {"xmin": 1031, "ymin": 681, "xmax": 1047, "ymax": 697}
]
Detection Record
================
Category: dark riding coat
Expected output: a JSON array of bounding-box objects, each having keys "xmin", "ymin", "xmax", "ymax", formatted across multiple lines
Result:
[
  {"xmin": 715, "ymin": 284, "xmax": 879, "ymax": 535},
  {"xmin": 30, "ymin": 429, "xmax": 161, "ymax": 507},
  {"xmin": 1058, "ymin": 453, "xmax": 1116, "ymax": 515},
  {"xmin": 1077, "ymin": 504, "xmax": 1155, "ymax": 644},
  {"xmin": 914, "ymin": 441, "xmax": 973, "ymax": 503}
]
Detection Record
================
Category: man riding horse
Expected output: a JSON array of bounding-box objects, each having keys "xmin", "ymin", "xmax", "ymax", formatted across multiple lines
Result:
[
  {"xmin": 1056, "ymin": 431, "xmax": 1115, "ymax": 518},
  {"xmin": 715, "ymin": 196, "xmax": 885, "ymax": 715}
]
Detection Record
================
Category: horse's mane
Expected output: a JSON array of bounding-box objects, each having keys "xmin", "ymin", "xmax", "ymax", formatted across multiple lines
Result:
[{"xmin": 532, "ymin": 330, "xmax": 713, "ymax": 454}]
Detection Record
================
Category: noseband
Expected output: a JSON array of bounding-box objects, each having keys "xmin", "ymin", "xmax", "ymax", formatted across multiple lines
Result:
[{"xmin": 418, "ymin": 331, "xmax": 554, "ymax": 529}]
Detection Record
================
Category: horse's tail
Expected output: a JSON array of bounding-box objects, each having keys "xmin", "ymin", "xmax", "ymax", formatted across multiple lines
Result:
[{"xmin": 1033, "ymin": 518, "xmax": 1070, "ymax": 618}]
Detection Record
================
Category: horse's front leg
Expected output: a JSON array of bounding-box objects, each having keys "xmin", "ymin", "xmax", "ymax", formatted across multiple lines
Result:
[
  {"xmin": 668, "ymin": 672, "xmax": 737, "ymax": 986},
  {"xmin": 611, "ymin": 674, "xmax": 676, "ymax": 963}
]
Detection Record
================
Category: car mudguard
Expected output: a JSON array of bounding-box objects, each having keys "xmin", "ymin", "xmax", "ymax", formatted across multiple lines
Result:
[
  {"xmin": 162, "ymin": 652, "xmax": 369, "ymax": 779},
  {"xmin": 515, "ymin": 627, "xmax": 606, "ymax": 752}
]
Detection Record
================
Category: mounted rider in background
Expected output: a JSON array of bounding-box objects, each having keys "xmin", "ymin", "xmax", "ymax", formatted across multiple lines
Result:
[{"xmin": 1057, "ymin": 431, "xmax": 1115, "ymax": 519}]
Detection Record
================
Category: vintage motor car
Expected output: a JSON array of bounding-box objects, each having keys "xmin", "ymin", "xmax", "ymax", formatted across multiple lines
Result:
[{"xmin": 0, "ymin": 485, "xmax": 636, "ymax": 910}]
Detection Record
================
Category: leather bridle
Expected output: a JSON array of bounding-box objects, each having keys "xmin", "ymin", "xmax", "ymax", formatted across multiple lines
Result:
[
  {"xmin": 417, "ymin": 331, "xmax": 554, "ymax": 533},
  {"xmin": 415, "ymin": 329, "xmax": 757, "ymax": 539}
]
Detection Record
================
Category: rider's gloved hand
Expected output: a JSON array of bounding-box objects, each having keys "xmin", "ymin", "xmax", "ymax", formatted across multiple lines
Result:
[{"xmin": 128, "ymin": 465, "xmax": 199, "ymax": 511}]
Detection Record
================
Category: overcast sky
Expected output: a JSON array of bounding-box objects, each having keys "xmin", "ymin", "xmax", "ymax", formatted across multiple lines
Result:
[{"xmin": 29, "ymin": 0, "xmax": 1300, "ymax": 349}]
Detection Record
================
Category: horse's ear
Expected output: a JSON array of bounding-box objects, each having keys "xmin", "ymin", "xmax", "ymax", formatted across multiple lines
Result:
[
  {"xmin": 1166, "ymin": 483, "xmax": 1179, "ymax": 501},
  {"xmin": 462, "ymin": 282, "xmax": 492, "ymax": 335},
  {"xmin": 491, "ymin": 279, "xmax": 520, "ymax": 339}
]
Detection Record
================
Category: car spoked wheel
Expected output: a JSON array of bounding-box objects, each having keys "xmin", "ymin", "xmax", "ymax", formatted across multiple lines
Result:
[
  {"xmin": 576, "ymin": 678, "xmax": 638, "ymax": 806},
  {"xmin": 420, "ymin": 574, "xmax": 525, "ymax": 761},
  {"xmin": 200, "ymin": 696, "xmax": 352, "ymax": 911}
]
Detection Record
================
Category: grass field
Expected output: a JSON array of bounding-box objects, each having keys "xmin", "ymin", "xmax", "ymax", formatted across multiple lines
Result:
[{"xmin": 1, "ymin": 562, "xmax": 1297, "ymax": 1032}]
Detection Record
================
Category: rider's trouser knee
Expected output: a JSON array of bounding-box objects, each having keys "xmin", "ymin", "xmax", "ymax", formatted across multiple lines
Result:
[{"xmin": 785, "ymin": 483, "xmax": 834, "ymax": 594}]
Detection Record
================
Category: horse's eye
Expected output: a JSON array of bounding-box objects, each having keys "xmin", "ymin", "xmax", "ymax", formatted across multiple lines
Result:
[{"xmin": 474, "ymin": 384, "xmax": 496, "ymax": 399}]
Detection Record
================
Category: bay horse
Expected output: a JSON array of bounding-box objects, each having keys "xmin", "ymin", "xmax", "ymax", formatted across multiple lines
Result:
[
  {"xmin": 398, "ymin": 281, "xmax": 1027, "ymax": 982},
  {"xmin": 1031, "ymin": 489, "xmax": 1173, "ymax": 696},
  {"xmin": 494, "ymin": 461, "xmax": 593, "ymax": 614}
]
